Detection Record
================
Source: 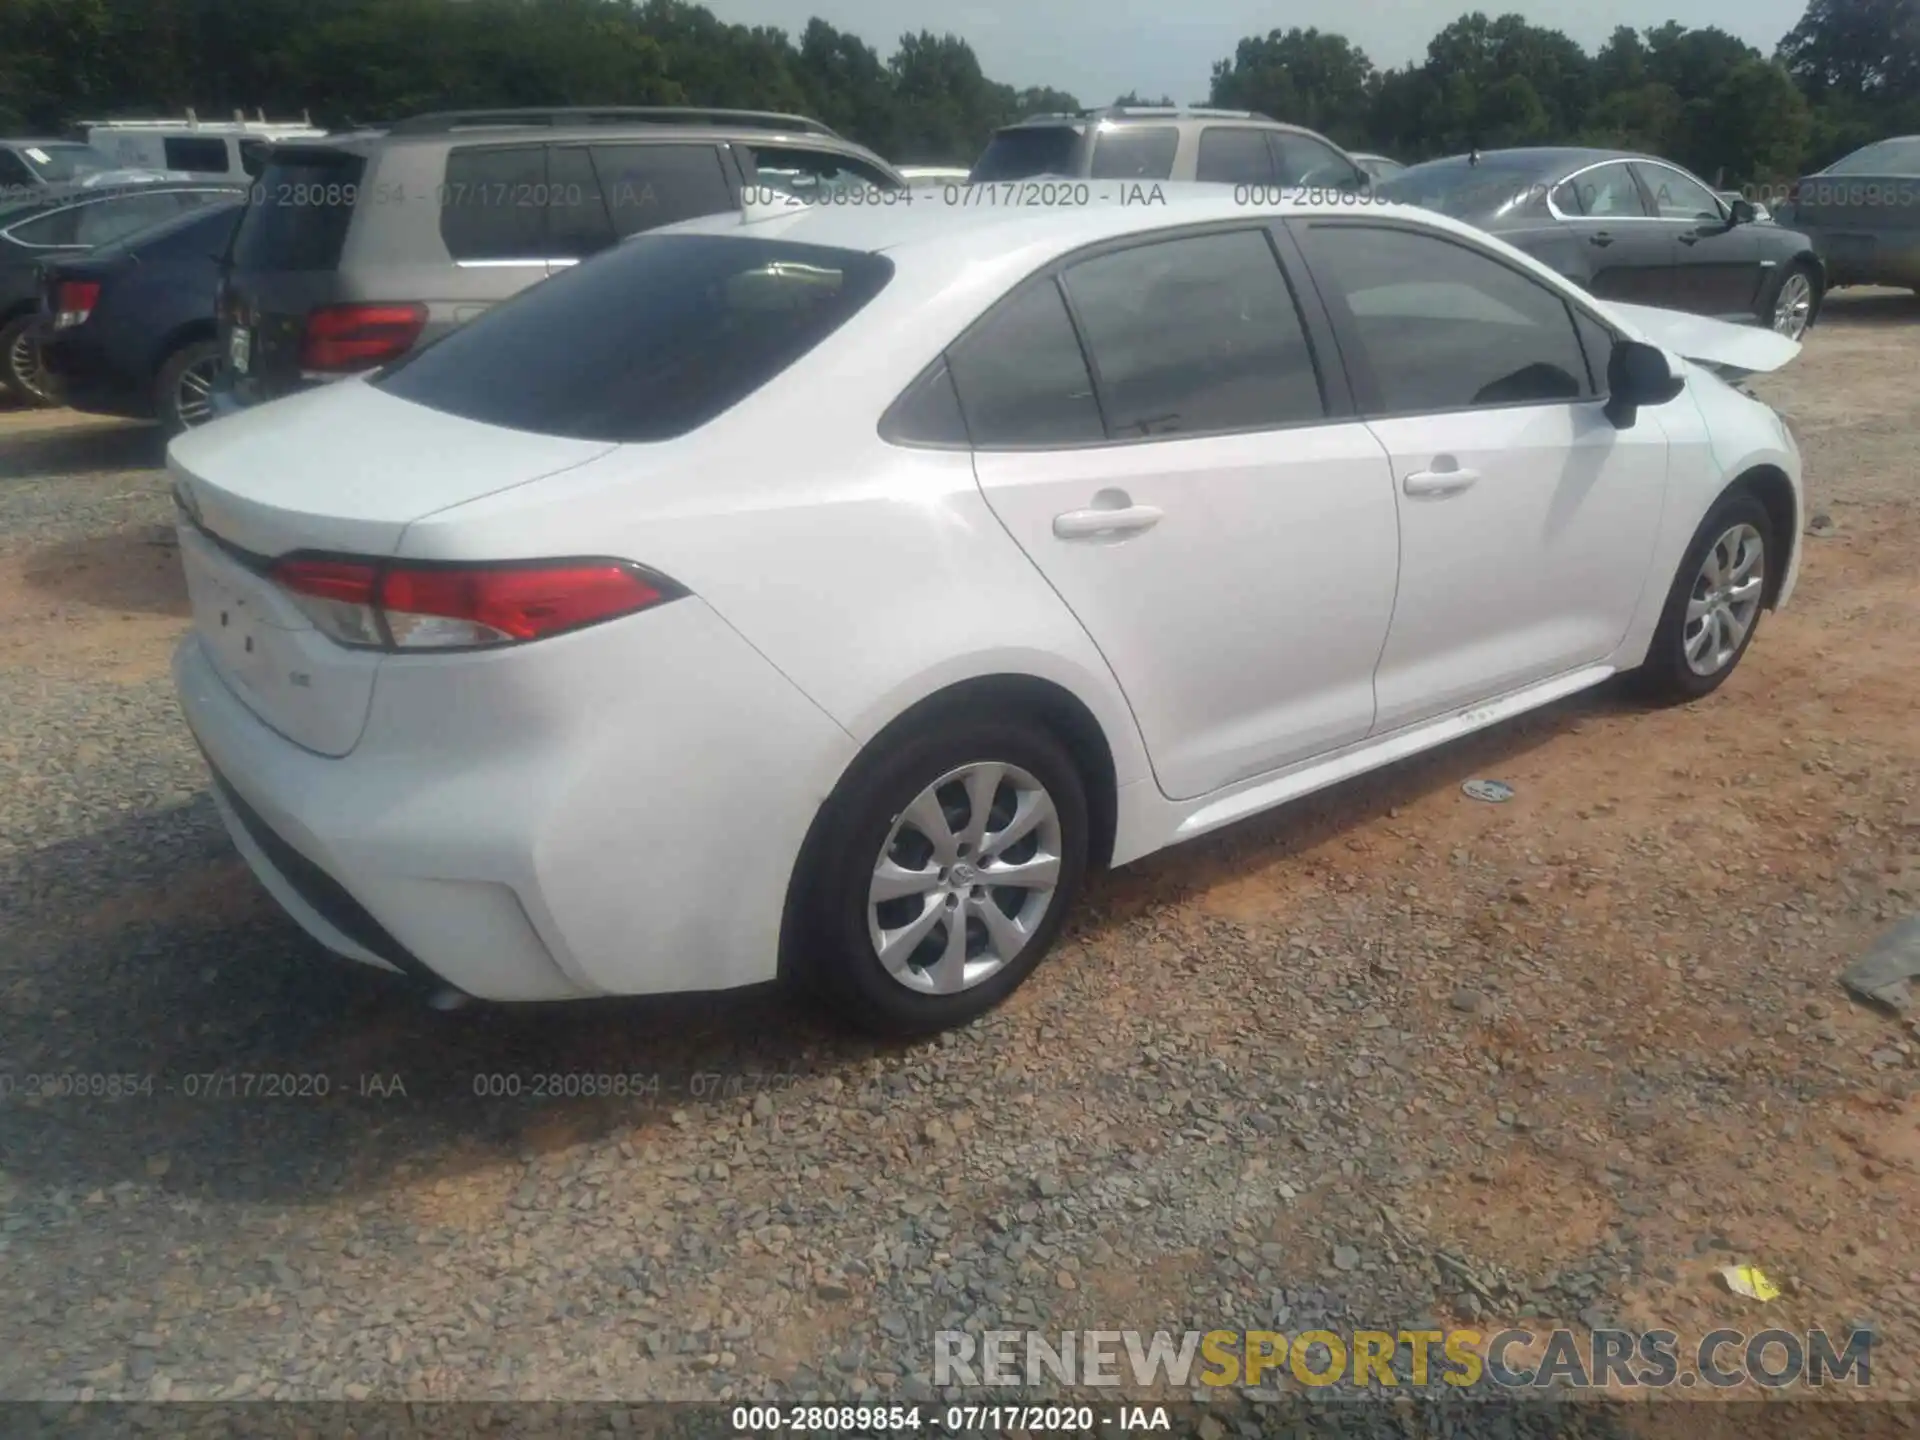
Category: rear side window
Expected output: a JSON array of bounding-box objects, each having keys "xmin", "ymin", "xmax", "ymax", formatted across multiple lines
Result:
[
  {"xmin": 231, "ymin": 151, "xmax": 366, "ymax": 271},
  {"xmin": 947, "ymin": 279, "xmax": 1103, "ymax": 447},
  {"xmin": 1062, "ymin": 229, "xmax": 1324, "ymax": 436},
  {"xmin": 441, "ymin": 145, "xmax": 548, "ymax": 261},
  {"xmin": 375, "ymin": 234, "xmax": 893, "ymax": 443},
  {"xmin": 118, "ymin": 200, "xmax": 243, "ymax": 260},
  {"xmin": 547, "ymin": 146, "xmax": 616, "ymax": 259},
  {"xmin": 1089, "ymin": 127, "xmax": 1178, "ymax": 181},
  {"xmin": 75, "ymin": 191, "xmax": 195, "ymax": 247},
  {"xmin": 1298, "ymin": 222, "xmax": 1591, "ymax": 413},
  {"xmin": 164, "ymin": 137, "xmax": 230, "ymax": 173},
  {"xmin": 969, "ymin": 126, "xmax": 1085, "ymax": 182},
  {"xmin": 1196, "ymin": 128, "xmax": 1274, "ymax": 185},
  {"xmin": 590, "ymin": 144, "xmax": 735, "ymax": 238}
]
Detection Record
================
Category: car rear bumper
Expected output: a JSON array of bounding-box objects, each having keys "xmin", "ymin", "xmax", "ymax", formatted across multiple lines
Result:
[
  {"xmin": 1793, "ymin": 225, "xmax": 1920, "ymax": 288},
  {"xmin": 172, "ymin": 594, "xmax": 859, "ymax": 1003},
  {"xmin": 39, "ymin": 333, "xmax": 152, "ymax": 419}
]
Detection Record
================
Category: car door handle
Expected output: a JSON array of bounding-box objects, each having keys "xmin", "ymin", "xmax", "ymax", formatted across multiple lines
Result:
[
  {"xmin": 1403, "ymin": 466, "xmax": 1480, "ymax": 497},
  {"xmin": 1588, "ymin": 232, "xmax": 1614, "ymax": 247},
  {"xmin": 1052, "ymin": 503, "xmax": 1164, "ymax": 539},
  {"xmin": 1678, "ymin": 232, "xmax": 1701, "ymax": 246}
]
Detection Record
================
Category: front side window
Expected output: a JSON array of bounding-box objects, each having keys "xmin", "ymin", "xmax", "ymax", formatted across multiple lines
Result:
[
  {"xmin": 546, "ymin": 146, "xmax": 616, "ymax": 259},
  {"xmin": 1634, "ymin": 163, "xmax": 1722, "ymax": 222},
  {"xmin": 1061, "ymin": 228, "xmax": 1324, "ymax": 437},
  {"xmin": 1088, "ymin": 126, "xmax": 1178, "ymax": 181},
  {"xmin": 1298, "ymin": 222, "xmax": 1591, "ymax": 413},
  {"xmin": 376, "ymin": 234, "xmax": 893, "ymax": 443},
  {"xmin": 1273, "ymin": 133, "xmax": 1356, "ymax": 187},
  {"xmin": 946, "ymin": 279, "xmax": 1103, "ymax": 446},
  {"xmin": 164, "ymin": 137, "xmax": 230, "ymax": 173}
]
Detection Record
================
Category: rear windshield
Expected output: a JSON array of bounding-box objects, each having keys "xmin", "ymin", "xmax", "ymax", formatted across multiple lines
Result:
[
  {"xmin": 375, "ymin": 234, "xmax": 894, "ymax": 443},
  {"xmin": 230, "ymin": 150, "xmax": 366, "ymax": 271},
  {"xmin": 1375, "ymin": 158, "xmax": 1548, "ymax": 218},
  {"xmin": 969, "ymin": 126, "xmax": 1085, "ymax": 182},
  {"xmin": 1825, "ymin": 137, "xmax": 1920, "ymax": 175}
]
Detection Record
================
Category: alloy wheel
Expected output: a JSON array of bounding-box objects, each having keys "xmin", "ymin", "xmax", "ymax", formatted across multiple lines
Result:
[
  {"xmin": 1772, "ymin": 272, "xmax": 1813, "ymax": 340},
  {"xmin": 6, "ymin": 325, "xmax": 52, "ymax": 403},
  {"xmin": 175, "ymin": 356, "xmax": 219, "ymax": 428},
  {"xmin": 867, "ymin": 761, "xmax": 1063, "ymax": 995},
  {"xmin": 1683, "ymin": 522, "xmax": 1765, "ymax": 677}
]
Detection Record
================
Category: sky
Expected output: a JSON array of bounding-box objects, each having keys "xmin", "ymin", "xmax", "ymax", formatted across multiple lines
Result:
[{"xmin": 703, "ymin": 0, "xmax": 1815, "ymax": 111}]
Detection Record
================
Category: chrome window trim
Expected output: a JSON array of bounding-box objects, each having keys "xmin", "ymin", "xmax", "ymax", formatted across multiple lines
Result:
[{"xmin": 1544, "ymin": 156, "xmax": 1728, "ymax": 225}]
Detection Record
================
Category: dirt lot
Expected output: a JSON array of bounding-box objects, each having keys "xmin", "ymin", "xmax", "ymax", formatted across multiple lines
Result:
[{"xmin": 1, "ymin": 296, "xmax": 1918, "ymax": 1421}]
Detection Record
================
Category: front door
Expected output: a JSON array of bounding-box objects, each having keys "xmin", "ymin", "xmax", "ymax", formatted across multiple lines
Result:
[
  {"xmin": 1632, "ymin": 161, "xmax": 1767, "ymax": 318},
  {"xmin": 956, "ymin": 226, "xmax": 1401, "ymax": 801},
  {"xmin": 1289, "ymin": 217, "xmax": 1674, "ymax": 731}
]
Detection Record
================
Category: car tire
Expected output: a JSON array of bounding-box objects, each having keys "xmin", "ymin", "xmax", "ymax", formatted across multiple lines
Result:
[
  {"xmin": 792, "ymin": 714, "xmax": 1089, "ymax": 1036},
  {"xmin": 1760, "ymin": 260, "xmax": 1820, "ymax": 339},
  {"xmin": 1631, "ymin": 489, "xmax": 1775, "ymax": 705},
  {"xmin": 154, "ymin": 338, "xmax": 223, "ymax": 437},
  {"xmin": 0, "ymin": 312, "xmax": 54, "ymax": 406}
]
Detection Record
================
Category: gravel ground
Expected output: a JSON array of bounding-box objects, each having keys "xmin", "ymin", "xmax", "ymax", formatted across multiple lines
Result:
[{"xmin": 2, "ymin": 296, "xmax": 1918, "ymax": 1426}]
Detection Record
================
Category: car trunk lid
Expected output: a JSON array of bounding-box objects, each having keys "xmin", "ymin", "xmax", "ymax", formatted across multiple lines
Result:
[{"xmin": 168, "ymin": 381, "xmax": 616, "ymax": 756}]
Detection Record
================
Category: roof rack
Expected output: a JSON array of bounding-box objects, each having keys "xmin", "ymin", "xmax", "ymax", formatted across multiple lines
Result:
[
  {"xmin": 1009, "ymin": 105, "xmax": 1279, "ymax": 126},
  {"xmin": 383, "ymin": 107, "xmax": 839, "ymax": 138}
]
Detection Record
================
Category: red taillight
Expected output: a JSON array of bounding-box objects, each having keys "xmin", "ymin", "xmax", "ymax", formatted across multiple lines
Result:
[
  {"xmin": 53, "ymin": 281, "xmax": 100, "ymax": 330},
  {"xmin": 269, "ymin": 556, "xmax": 677, "ymax": 650},
  {"xmin": 299, "ymin": 303, "xmax": 428, "ymax": 372}
]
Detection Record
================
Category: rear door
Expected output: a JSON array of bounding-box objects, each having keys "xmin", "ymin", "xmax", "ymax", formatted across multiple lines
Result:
[
  {"xmin": 1194, "ymin": 126, "xmax": 1276, "ymax": 186},
  {"xmin": 587, "ymin": 142, "xmax": 737, "ymax": 243},
  {"xmin": 1632, "ymin": 160, "xmax": 1765, "ymax": 319},
  {"xmin": 964, "ymin": 224, "xmax": 1401, "ymax": 799},
  {"xmin": 1548, "ymin": 161, "xmax": 1670, "ymax": 303}
]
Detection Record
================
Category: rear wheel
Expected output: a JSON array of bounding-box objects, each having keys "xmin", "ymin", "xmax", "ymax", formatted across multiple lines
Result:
[
  {"xmin": 154, "ymin": 338, "xmax": 223, "ymax": 436},
  {"xmin": 1632, "ymin": 490, "xmax": 1774, "ymax": 704},
  {"xmin": 0, "ymin": 313, "xmax": 54, "ymax": 406},
  {"xmin": 1763, "ymin": 261, "xmax": 1819, "ymax": 339},
  {"xmin": 792, "ymin": 716, "xmax": 1088, "ymax": 1036}
]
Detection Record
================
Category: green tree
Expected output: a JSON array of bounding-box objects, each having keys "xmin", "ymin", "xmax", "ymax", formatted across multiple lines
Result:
[{"xmin": 1208, "ymin": 28, "xmax": 1376, "ymax": 145}]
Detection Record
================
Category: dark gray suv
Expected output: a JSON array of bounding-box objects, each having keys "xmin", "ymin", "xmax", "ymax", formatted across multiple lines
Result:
[
  {"xmin": 215, "ymin": 107, "xmax": 906, "ymax": 414},
  {"xmin": 968, "ymin": 106, "xmax": 1371, "ymax": 191}
]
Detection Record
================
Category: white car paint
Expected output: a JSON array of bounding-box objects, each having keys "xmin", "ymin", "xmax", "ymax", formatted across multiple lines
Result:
[{"xmin": 168, "ymin": 187, "xmax": 1803, "ymax": 1007}]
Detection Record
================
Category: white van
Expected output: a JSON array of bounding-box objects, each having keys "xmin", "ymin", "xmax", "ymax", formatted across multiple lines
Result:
[{"xmin": 81, "ymin": 113, "xmax": 325, "ymax": 179}]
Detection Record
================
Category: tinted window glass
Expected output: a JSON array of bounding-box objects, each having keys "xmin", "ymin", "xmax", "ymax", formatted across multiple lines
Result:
[
  {"xmin": 75, "ymin": 191, "xmax": 192, "ymax": 247},
  {"xmin": 1301, "ymin": 224, "xmax": 1590, "ymax": 413},
  {"xmin": 1553, "ymin": 162, "xmax": 1647, "ymax": 218},
  {"xmin": 1196, "ymin": 127, "xmax": 1274, "ymax": 185},
  {"xmin": 231, "ymin": 151, "xmax": 366, "ymax": 271},
  {"xmin": 1376, "ymin": 158, "xmax": 1549, "ymax": 219},
  {"xmin": 239, "ymin": 140, "xmax": 271, "ymax": 177},
  {"xmin": 1063, "ymin": 229, "xmax": 1323, "ymax": 437},
  {"xmin": 1089, "ymin": 127, "xmax": 1178, "ymax": 180},
  {"xmin": 14, "ymin": 142, "xmax": 114, "ymax": 183},
  {"xmin": 112, "ymin": 198, "xmax": 243, "ymax": 260},
  {"xmin": 546, "ymin": 146, "xmax": 616, "ymax": 259},
  {"xmin": 1573, "ymin": 308, "xmax": 1615, "ymax": 393},
  {"xmin": 0, "ymin": 151, "xmax": 32, "ymax": 187},
  {"xmin": 1826, "ymin": 137, "xmax": 1920, "ymax": 174},
  {"xmin": 1635, "ymin": 164, "xmax": 1721, "ymax": 221},
  {"xmin": 747, "ymin": 145, "xmax": 899, "ymax": 203},
  {"xmin": 441, "ymin": 146, "xmax": 547, "ymax": 261},
  {"xmin": 969, "ymin": 126, "xmax": 1085, "ymax": 182},
  {"xmin": 590, "ymin": 144, "xmax": 734, "ymax": 238},
  {"xmin": 948, "ymin": 279, "xmax": 1102, "ymax": 446},
  {"xmin": 1273, "ymin": 133, "xmax": 1355, "ymax": 186},
  {"xmin": 164, "ymin": 137, "xmax": 230, "ymax": 173},
  {"xmin": 376, "ymin": 235, "xmax": 892, "ymax": 443},
  {"xmin": 7, "ymin": 204, "xmax": 84, "ymax": 246},
  {"xmin": 880, "ymin": 359, "xmax": 970, "ymax": 447}
]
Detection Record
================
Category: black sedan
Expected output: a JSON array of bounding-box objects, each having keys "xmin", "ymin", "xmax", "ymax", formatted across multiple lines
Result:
[
  {"xmin": 1773, "ymin": 135, "xmax": 1920, "ymax": 292},
  {"xmin": 39, "ymin": 198, "xmax": 245, "ymax": 435},
  {"xmin": 1, "ymin": 178, "xmax": 241, "ymax": 402},
  {"xmin": 1376, "ymin": 147, "xmax": 1825, "ymax": 339}
]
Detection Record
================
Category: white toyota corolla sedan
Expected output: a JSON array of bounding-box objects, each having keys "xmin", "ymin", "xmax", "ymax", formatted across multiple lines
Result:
[{"xmin": 169, "ymin": 185, "xmax": 1804, "ymax": 1035}]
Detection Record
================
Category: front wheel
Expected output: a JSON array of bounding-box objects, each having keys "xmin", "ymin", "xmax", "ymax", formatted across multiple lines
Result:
[
  {"xmin": 1632, "ymin": 490, "xmax": 1774, "ymax": 704},
  {"xmin": 792, "ymin": 716, "xmax": 1089, "ymax": 1036},
  {"xmin": 1763, "ymin": 261, "xmax": 1819, "ymax": 340}
]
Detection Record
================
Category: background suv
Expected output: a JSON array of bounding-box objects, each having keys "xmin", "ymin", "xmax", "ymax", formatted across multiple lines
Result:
[
  {"xmin": 968, "ymin": 105, "xmax": 1371, "ymax": 191},
  {"xmin": 216, "ymin": 106, "xmax": 905, "ymax": 414}
]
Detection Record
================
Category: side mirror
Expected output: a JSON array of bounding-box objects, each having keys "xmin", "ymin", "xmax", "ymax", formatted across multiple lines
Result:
[
  {"xmin": 1728, "ymin": 197, "xmax": 1758, "ymax": 226},
  {"xmin": 1604, "ymin": 339, "xmax": 1685, "ymax": 429}
]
